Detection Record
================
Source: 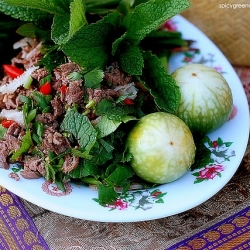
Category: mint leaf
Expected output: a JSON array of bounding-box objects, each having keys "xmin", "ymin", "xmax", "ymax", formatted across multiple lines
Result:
[
  {"xmin": 104, "ymin": 165, "xmax": 134, "ymax": 187},
  {"xmin": 118, "ymin": 44, "xmax": 144, "ymax": 75},
  {"xmin": 2, "ymin": 0, "xmax": 69, "ymax": 15},
  {"xmin": 190, "ymin": 136, "xmax": 214, "ymax": 171},
  {"xmin": 10, "ymin": 131, "xmax": 33, "ymax": 161},
  {"xmin": 84, "ymin": 68, "xmax": 104, "ymax": 89},
  {"xmin": 15, "ymin": 23, "xmax": 48, "ymax": 39},
  {"xmin": 37, "ymin": 48, "xmax": 66, "ymax": 73},
  {"xmin": 89, "ymin": 140, "xmax": 114, "ymax": 166},
  {"xmin": 60, "ymin": 109, "xmax": 97, "ymax": 152},
  {"xmin": 52, "ymin": 14, "xmax": 70, "ymax": 44},
  {"xmin": 68, "ymin": 159, "xmax": 101, "ymax": 179},
  {"xmin": 141, "ymin": 51, "xmax": 180, "ymax": 113},
  {"xmin": 69, "ymin": 148, "xmax": 92, "ymax": 160},
  {"xmin": 62, "ymin": 17, "xmax": 115, "ymax": 70},
  {"xmin": 99, "ymin": 138, "xmax": 114, "ymax": 153},
  {"xmin": 52, "ymin": 0, "xmax": 87, "ymax": 45},
  {"xmin": 123, "ymin": 0, "xmax": 190, "ymax": 43},
  {"xmin": 81, "ymin": 160, "xmax": 101, "ymax": 178},
  {"xmin": 97, "ymin": 183, "xmax": 118, "ymax": 205},
  {"xmin": 95, "ymin": 115, "xmax": 121, "ymax": 139},
  {"xmin": 95, "ymin": 99, "xmax": 136, "ymax": 122},
  {"xmin": 69, "ymin": 0, "xmax": 87, "ymax": 37},
  {"xmin": 0, "ymin": 2, "xmax": 53, "ymax": 27}
]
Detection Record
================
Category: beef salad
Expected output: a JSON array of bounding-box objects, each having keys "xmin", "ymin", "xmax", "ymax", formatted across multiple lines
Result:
[{"xmin": 0, "ymin": 0, "xmax": 192, "ymax": 205}]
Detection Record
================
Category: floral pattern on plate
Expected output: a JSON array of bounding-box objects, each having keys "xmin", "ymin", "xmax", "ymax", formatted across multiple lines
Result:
[
  {"xmin": 192, "ymin": 137, "xmax": 235, "ymax": 184},
  {"xmin": 105, "ymin": 189, "xmax": 167, "ymax": 211}
]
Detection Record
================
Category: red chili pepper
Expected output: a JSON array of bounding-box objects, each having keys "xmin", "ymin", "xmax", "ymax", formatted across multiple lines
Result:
[
  {"xmin": 3, "ymin": 64, "xmax": 24, "ymax": 79},
  {"xmin": 60, "ymin": 85, "xmax": 67, "ymax": 93},
  {"xmin": 40, "ymin": 82, "xmax": 52, "ymax": 95},
  {"xmin": 87, "ymin": 112, "xmax": 96, "ymax": 120},
  {"xmin": 123, "ymin": 98, "xmax": 134, "ymax": 105},
  {"xmin": 1, "ymin": 119, "xmax": 15, "ymax": 128}
]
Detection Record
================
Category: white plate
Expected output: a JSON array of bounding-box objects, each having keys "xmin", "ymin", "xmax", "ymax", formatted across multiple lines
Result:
[{"xmin": 0, "ymin": 15, "xmax": 249, "ymax": 222}]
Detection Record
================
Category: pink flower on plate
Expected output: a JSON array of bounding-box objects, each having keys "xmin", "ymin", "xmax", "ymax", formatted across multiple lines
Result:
[
  {"xmin": 161, "ymin": 19, "xmax": 177, "ymax": 31},
  {"xmin": 198, "ymin": 164, "xmax": 225, "ymax": 180},
  {"xmin": 214, "ymin": 66, "xmax": 223, "ymax": 73},
  {"xmin": 228, "ymin": 105, "xmax": 238, "ymax": 120},
  {"xmin": 107, "ymin": 199, "xmax": 128, "ymax": 210}
]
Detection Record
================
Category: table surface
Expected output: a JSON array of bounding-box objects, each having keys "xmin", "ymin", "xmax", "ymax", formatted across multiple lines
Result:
[{"xmin": 1, "ymin": 65, "xmax": 250, "ymax": 250}]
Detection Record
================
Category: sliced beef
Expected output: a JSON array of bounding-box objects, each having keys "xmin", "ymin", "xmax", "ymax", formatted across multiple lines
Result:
[
  {"xmin": 11, "ymin": 41, "xmax": 43, "ymax": 69},
  {"xmin": 1, "ymin": 93, "xmax": 18, "ymax": 109},
  {"xmin": 53, "ymin": 62, "xmax": 81, "ymax": 90},
  {"xmin": 4, "ymin": 133, "xmax": 22, "ymax": 153},
  {"xmin": 24, "ymin": 155, "xmax": 46, "ymax": 175},
  {"xmin": 62, "ymin": 154, "xmax": 79, "ymax": 173},
  {"xmin": 0, "ymin": 94, "xmax": 6, "ymax": 109},
  {"xmin": 20, "ymin": 155, "xmax": 46, "ymax": 179},
  {"xmin": 6, "ymin": 122, "xmax": 22, "ymax": 136},
  {"xmin": 60, "ymin": 62, "xmax": 81, "ymax": 74},
  {"xmin": 0, "ymin": 92, "xmax": 20, "ymax": 109},
  {"xmin": 0, "ymin": 141, "xmax": 9, "ymax": 169},
  {"xmin": 104, "ymin": 62, "xmax": 132, "ymax": 86},
  {"xmin": 35, "ymin": 113, "xmax": 59, "ymax": 129},
  {"xmin": 15, "ymin": 88, "xmax": 37, "ymax": 108},
  {"xmin": 51, "ymin": 96, "xmax": 64, "ymax": 118},
  {"xmin": 87, "ymin": 88, "xmax": 118, "ymax": 103},
  {"xmin": 20, "ymin": 170, "xmax": 41, "ymax": 179},
  {"xmin": 8, "ymin": 172, "xmax": 20, "ymax": 181},
  {"xmin": 65, "ymin": 81, "xmax": 84, "ymax": 105},
  {"xmin": 31, "ymin": 68, "xmax": 49, "ymax": 81},
  {"xmin": 0, "ymin": 123, "xmax": 24, "ymax": 169},
  {"xmin": 0, "ymin": 75, "xmax": 11, "ymax": 86},
  {"xmin": 41, "ymin": 126, "xmax": 71, "ymax": 155}
]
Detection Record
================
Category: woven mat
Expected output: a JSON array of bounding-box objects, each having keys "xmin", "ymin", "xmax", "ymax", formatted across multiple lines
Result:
[
  {"xmin": 0, "ymin": 186, "xmax": 49, "ymax": 250},
  {"xmin": 18, "ymin": 66, "xmax": 250, "ymax": 250},
  {"xmin": 21, "ymin": 155, "xmax": 250, "ymax": 250},
  {"xmin": 182, "ymin": 0, "xmax": 250, "ymax": 66}
]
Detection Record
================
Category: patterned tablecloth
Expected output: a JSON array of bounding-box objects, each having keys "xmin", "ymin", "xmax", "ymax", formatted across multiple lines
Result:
[{"xmin": 0, "ymin": 66, "xmax": 250, "ymax": 250}]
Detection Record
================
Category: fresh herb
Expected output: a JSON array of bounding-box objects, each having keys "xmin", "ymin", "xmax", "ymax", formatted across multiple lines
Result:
[
  {"xmin": 60, "ymin": 109, "xmax": 98, "ymax": 152},
  {"xmin": 10, "ymin": 130, "xmax": 33, "ymax": 161},
  {"xmin": 190, "ymin": 136, "xmax": 214, "ymax": 171},
  {"xmin": 0, "ymin": 125, "xmax": 7, "ymax": 139}
]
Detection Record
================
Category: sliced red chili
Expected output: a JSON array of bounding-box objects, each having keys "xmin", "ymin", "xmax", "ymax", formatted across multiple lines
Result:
[
  {"xmin": 123, "ymin": 98, "xmax": 134, "ymax": 105},
  {"xmin": 40, "ymin": 82, "xmax": 52, "ymax": 95},
  {"xmin": 60, "ymin": 85, "xmax": 67, "ymax": 93},
  {"xmin": 87, "ymin": 112, "xmax": 96, "ymax": 120},
  {"xmin": 1, "ymin": 119, "xmax": 15, "ymax": 128},
  {"xmin": 3, "ymin": 64, "xmax": 24, "ymax": 79}
]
